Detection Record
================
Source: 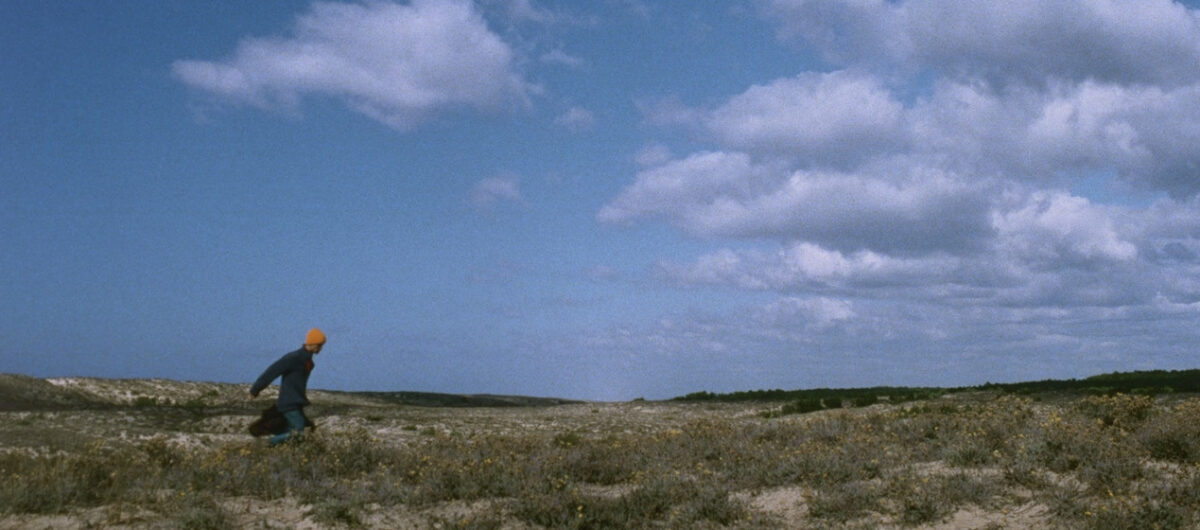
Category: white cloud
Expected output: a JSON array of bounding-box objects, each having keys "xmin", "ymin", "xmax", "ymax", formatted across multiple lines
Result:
[
  {"xmin": 582, "ymin": 0, "xmax": 1200, "ymax": 394},
  {"xmin": 993, "ymin": 191, "xmax": 1138, "ymax": 266},
  {"xmin": 651, "ymin": 187, "xmax": 1165, "ymax": 311},
  {"xmin": 660, "ymin": 242, "xmax": 959, "ymax": 293},
  {"xmin": 899, "ymin": 78, "xmax": 1200, "ymax": 198},
  {"xmin": 1034, "ymin": 82, "xmax": 1200, "ymax": 197},
  {"xmin": 757, "ymin": 296, "xmax": 855, "ymax": 331},
  {"xmin": 903, "ymin": 0, "xmax": 1200, "ymax": 86},
  {"xmin": 905, "ymin": 79, "xmax": 1037, "ymax": 177},
  {"xmin": 696, "ymin": 166, "xmax": 991, "ymax": 253},
  {"xmin": 601, "ymin": 151, "xmax": 992, "ymax": 254},
  {"xmin": 470, "ymin": 175, "xmax": 524, "ymax": 212},
  {"xmin": 1026, "ymin": 83, "xmax": 1149, "ymax": 166},
  {"xmin": 760, "ymin": 0, "xmax": 903, "ymax": 68},
  {"xmin": 598, "ymin": 151, "xmax": 763, "ymax": 227},
  {"xmin": 610, "ymin": 12, "xmax": 1200, "ymax": 260},
  {"xmin": 762, "ymin": 0, "xmax": 1200, "ymax": 87},
  {"xmin": 706, "ymin": 71, "xmax": 905, "ymax": 165},
  {"xmin": 173, "ymin": 0, "xmax": 533, "ymax": 131}
]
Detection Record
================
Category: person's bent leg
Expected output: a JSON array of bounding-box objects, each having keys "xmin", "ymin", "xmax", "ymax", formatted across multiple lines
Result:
[{"xmin": 268, "ymin": 409, "xmax": 307, "ymax": 446}]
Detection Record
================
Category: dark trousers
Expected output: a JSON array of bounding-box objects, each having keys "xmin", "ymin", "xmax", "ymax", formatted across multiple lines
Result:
[{"xmin": 268, "ymin": 409, "xmax": 307, "ymax": 446}]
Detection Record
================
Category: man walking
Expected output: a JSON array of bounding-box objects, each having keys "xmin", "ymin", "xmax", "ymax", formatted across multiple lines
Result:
[{"xmin": 249, "ymin": 328, "xmax": 325, "ymax": 446}]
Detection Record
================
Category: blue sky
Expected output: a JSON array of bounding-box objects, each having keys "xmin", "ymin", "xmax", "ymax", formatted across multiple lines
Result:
[{"xmin": 5, "ymin": 0, "xmax": 1200, "ymax": 400}]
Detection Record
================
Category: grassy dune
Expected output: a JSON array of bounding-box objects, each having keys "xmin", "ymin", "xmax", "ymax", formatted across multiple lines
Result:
[{"xmin": 2, "ymin": 376, "xmax": 1200, "ymax": 528}]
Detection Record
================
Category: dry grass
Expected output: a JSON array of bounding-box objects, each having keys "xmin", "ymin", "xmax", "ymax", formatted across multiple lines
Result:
[{"xmin": 2, "ymin": 380, "xmax": 1200, "ymax": 528}]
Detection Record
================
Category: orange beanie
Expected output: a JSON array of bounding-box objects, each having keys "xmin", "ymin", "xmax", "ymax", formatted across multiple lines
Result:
[{"xmin": 305, "ymin": 328, "xmax": 326, "ymax": 345}]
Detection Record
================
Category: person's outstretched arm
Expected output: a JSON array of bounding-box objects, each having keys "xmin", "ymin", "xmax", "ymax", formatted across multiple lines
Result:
[{"xmin": 249, "ymin": 351, "xmax": 298, "ymax": 397}]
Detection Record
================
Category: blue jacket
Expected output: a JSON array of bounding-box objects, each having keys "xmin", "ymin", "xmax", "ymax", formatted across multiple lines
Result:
[{"xmin": 250, "ymin": 347, "xmax": 314, "ymax": 412}]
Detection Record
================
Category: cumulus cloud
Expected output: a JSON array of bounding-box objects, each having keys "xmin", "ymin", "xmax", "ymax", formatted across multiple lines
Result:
[
  {"xmin": 601, "ymin": 152, "xmax": 992, "ymax": 254},
  {"xmin": 604, "ymin": 1, "xmax": 1200, "ymax": 270},
  {"xmin": 580, "ymin": 0, "xmax": 1200, "ymax": 393},
  {"xmin": 173, "ymin": 0, "xmax": 533, "ymax": 131},
  {"xmin": 906, "ymin": 79, "xmax": 1200, "ymax": 196},
  {"xmin": 598, "ymin": 151, "xmax": 764, "ymax": 227},
  {"xmin": 659, "ymin": 242, "xmax": 959, "ymax": 293},
  {"xmin": 706, "ymin": 71, "xmax": 906, "ymax": 166},
  {"xmin": 762, "ymin": 0, "xmax": 1200, "ymax": 87},
  {"xmin": 758, "ymin": 296, "xmax": 855, "ymax": 329},
  {"xmin": 1032, "ymin": 82, "xmax": 1200, "ymax": 197},
  {"xmin": 742, "ymin": 0, "xmax": 1200, "ymax": 196},
  {"xmin": 654, "ymin": 197, "xmax": 1191, "ymax": 319},
  {"xmin": 993, "ymin": 191, "xmax": 1138, "ymax": 267},
  {"xmin": 904, "ymin": 0, "xmax": 1200, "ymax": 87}
]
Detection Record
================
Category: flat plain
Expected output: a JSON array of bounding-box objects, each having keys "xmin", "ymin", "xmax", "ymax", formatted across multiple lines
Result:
[{"xmin": 2, "ymin": 374, "xmax": 1199, "ymax": 529}]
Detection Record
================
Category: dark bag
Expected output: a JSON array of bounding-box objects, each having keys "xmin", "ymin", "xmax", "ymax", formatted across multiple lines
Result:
[{"xmin": 248, "ymin": 404, "xmax": 316, "ymax": 437}]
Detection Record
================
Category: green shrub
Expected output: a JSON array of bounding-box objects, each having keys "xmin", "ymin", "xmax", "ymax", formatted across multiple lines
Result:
[
  {"xmin": 781, "ymin": 398, "xmax": 825, "ymax": 415},
  {"xmin": 310, "ymin": 497, "xmax": 364, "ymax": 527},
  {"xmin": 852, "ymin": 394, "xmax": 880, "ymax": 407},
  {"xmin": 171, "ymin": 494, "xmax": 232, "ymax": 530},
  {"xmin": 1137, "ymin": 401, "xmax": 1200, "ymax": 464},
  {"xmin": 512, "ymin": 478, "xmax": 745, "ymax": 529},
  {"xmin": 552, "ymin": 431, "xmax": 583, "ymax": 448},
  {"xmin": 885, "ymin": 472, "xmax": 954, "ymax": 526},
  {"xmin": 1077, "ymin": 394, "xmax": 1155, "ymax": 428}
]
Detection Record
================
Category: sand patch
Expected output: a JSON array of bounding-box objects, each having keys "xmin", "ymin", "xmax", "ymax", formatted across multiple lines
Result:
[
  {"xmin": 922, "ymin": 501, "xmax": 1049, "ymax": 530},
  {"xmin": 736, "ymin": 486, "xmax": 809, "ymax": 521}
]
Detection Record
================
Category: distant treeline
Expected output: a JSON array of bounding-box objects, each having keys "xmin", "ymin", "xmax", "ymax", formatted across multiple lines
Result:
[
  {"xmin": 977, "ymin": 369, "xmax": 1200, "ymax": 396},
  {"xmin": 327, "ymin": 391, "xmax": 582, "ymax": 408},
  {"xmin": 674, "ymin": 386, "xmax": 948, "ymax": 405},
  {"xmin": 674, "ymin": 369, "xmax": 1200, "ymax": 404}
]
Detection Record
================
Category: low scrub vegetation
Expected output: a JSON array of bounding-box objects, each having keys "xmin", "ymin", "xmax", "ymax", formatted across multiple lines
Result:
[{"xmin": 3, "ymin": 388, "xmax": 1200, "ymax": 527}]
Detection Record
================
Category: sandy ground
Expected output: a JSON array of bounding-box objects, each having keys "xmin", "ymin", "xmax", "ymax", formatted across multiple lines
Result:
[{"xmin": 0, "ymin": 377, "xmax": 1057, "ymax": 529}]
